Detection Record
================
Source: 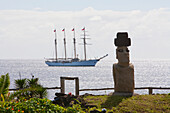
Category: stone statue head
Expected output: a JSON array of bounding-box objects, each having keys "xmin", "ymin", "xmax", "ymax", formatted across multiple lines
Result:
[
  {"xmin": 116, "ymin": 46, "xmax": 130, "ymax": 63},
  {"xmin": 114, "ymin": 32, "xmax": 131, "ymax": 65}
]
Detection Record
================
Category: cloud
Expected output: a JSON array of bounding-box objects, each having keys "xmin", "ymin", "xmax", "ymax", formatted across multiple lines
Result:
[
  {"xmin": 0, "ymin": 7, "xmax": 170, "ymax": 59},
  {"xmin": 89, "ymin": 16, "xmax": 102, "ymax": 21}
]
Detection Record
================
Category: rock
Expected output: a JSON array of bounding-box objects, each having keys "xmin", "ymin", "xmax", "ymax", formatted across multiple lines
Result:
[{"xmin": 53, "ymin": 93, "xmax": 87, "ymax": 107}]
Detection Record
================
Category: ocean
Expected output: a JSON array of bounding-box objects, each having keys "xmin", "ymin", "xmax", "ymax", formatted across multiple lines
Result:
[{"xmin": 0, "ymin": 59, "xmax": 170, "ymax": 100}]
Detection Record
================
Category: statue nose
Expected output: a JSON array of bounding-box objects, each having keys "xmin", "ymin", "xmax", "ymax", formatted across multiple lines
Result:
[
  {"xmin": 124, "ymin": 52, "xmax": 129, "ymax": 56},
  {"xmin": 124, "ymin": 51, "xmax": 128, "ymax": 54}
]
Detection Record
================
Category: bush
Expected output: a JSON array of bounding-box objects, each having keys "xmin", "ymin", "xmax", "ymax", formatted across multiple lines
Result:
[{"xmin": 0, "ymin": 97, "xmax": 85, "ymax": 113}]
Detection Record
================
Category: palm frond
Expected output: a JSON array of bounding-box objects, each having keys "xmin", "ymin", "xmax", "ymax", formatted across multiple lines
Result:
[
  {"xmin": 27, "ymin": 78, "xmax": 39, "ymax": 87},
  {"xmin": 0, "ymin": 73, "xmax": 10, "ymax": 96},
  {"xmin": 15, "ymin": 78, "xmax": 27, "ymax": 89},
  {"xmin": 35, "ymin": 84, "xmax": 47, "ymax": 98}
]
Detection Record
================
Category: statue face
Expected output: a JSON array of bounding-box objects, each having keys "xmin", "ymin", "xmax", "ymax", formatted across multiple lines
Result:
[{"xmin": 116, "ymin": 47, "xmax": 129, "ymax": 63}]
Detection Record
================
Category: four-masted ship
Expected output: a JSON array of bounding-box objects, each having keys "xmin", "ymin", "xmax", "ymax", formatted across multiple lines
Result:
[{"xmin": 45, "ymin": 27, "xmax": 108, "ymax": 66}]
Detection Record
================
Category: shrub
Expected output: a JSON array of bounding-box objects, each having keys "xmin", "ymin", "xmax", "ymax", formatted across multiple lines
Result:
[
  {"xmin": 0, "ymin": 97, "xmax": 85, "ymax": 113},
  {"xmin": 14, "ymin": 75, "xmax": 47, "ymax": 99}
]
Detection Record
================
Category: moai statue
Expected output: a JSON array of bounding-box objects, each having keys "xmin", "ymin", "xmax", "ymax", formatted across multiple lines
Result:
[{"xmin": 113, "ymin": 32, "xmax": 134, "ymax": 96}]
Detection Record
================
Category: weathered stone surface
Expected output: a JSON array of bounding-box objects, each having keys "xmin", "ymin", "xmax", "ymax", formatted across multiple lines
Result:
[
  {"xmin": 113, "ymin": 63, "xmax": 134, "ymax": 93},
  {"xmin": 113, "ymin": 34, "xmax": 135, "ymax": 96}
]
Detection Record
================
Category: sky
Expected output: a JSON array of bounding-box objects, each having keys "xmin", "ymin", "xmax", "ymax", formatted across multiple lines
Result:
[{"xmin": 0, "ymin": 0, "xmax": 170, "ymax": 60}]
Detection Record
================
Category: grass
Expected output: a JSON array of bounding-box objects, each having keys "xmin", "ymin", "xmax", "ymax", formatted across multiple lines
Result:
[
  {"xmin": 83, "ymin": 95, "xmax": 108, "ymax": 108},
  {"xmin": 83, "ymin": 94, "xmax": 170, "ymax": 113},
  {"xmin": 1, "ymin": 94, "xmax": 169, "ymax": 113},
  {"xmin": 83, "ymin": 95, "xmax": 129, "ymax": 109}
]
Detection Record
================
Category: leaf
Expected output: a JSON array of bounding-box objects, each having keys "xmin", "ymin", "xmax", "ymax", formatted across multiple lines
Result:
[
  {"xmin": 15, "ymin": 78, "xmax": 27, "ymax": 89},
  {"xmin": 0, "ymin": 73, "xmax": 10, "ymax": 96},
  {"xmin": 27, "ymin": 78, "xmax": 39, "ymax": 87},
  {"xmin": 0, "ymin": 94, "xmax": 5, "ymax": 107},
  {"xmin": 1, "ymin": 94, "xmax": 5, "ymax": 103}
]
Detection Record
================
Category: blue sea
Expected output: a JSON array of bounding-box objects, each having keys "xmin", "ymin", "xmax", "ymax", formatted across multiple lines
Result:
[{"xmin": 0, "ymin": 59, "xmax": 170, "ymax": 100}]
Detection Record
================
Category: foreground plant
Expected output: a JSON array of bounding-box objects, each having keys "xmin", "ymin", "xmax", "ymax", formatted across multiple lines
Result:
[
  {"xmin": 0, "ymin": 97, "xmax": 85, "ymax": 113},
  {"xmin": 0, "ymin": 73, "xmax": 10, "ymax": 99},
  {"xmin": 0, "ymin": 73, "xmax": 47, "ymax": 108},
  {"xmin": 14, "ymin": 75, "xmax": 47, "ymax": 99}
]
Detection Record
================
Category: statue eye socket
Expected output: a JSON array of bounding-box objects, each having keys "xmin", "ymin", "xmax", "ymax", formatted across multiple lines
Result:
[
  {"xmin": 118, "ymin": 49, "xmax": 130, "ymax": 52},
  {"xmin": 118, "ymin": 49, "xmax": 123, "ymax": 52},
  {"xmin": 126, "ymin": 49, "xmax": 130, "ymax": 52}
]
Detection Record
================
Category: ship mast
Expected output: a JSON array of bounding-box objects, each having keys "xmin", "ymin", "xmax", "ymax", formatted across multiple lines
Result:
[
  {"xmin": 62, "ymin": 28, "xmax": 67, "ymax": 60},
  {"xmin": 54, "ymin": 29, "xmax": 57, "ymax": 60},
  {"xmin": 72, "ymin": 28, "xmax": 77, "ymax": 59},
  {"xmin": 82, "ymin": 27, "xmax": 87, "ymax": 60}
]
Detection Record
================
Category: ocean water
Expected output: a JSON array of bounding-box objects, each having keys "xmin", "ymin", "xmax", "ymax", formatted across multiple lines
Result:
[{"xmin": 0, "ymin": 59, "xmax": 170, "ymax": 99}]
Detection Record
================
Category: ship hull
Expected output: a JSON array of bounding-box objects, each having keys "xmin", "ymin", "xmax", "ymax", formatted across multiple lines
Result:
[{"xmin": 45, "ymin": 59, "xmax": 99, "ymax": 67}]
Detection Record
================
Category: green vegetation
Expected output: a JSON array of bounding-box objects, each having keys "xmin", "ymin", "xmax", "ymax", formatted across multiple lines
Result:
[
  {"xmin": 15, "ymin": 78, "xmax": 27, "ymax": 89},
  {"xmin": 84, "ymin": 94, "xmax": 170, "ymax": 113},
  {"xmin": 83, "ymin": 95, "xmax": 108, "ymax": 108},
  {"xmin": 83, "ymin": 95, "xmax": 129, "ymax": 109},
  {"xmin": 0, "ymin": 73, "xmax": 10, "ymax": 99},
  {"xmin": 0, "ymin": 97, "xmax": 85, "ymax": 113},
  {"xmin": 1, "ymin": 94, "xmax": 169, "ymax": 113},
  {"xmin": 14, "ymin": 76, "xmax": 47, "ymax": 99},
  {"xmin": 117, "ymin": 94, "xmax": 170, "ymax": 113},
  {"xmin": 0, "ymin": 74, "xmax": 170, "ymax": 112}
]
